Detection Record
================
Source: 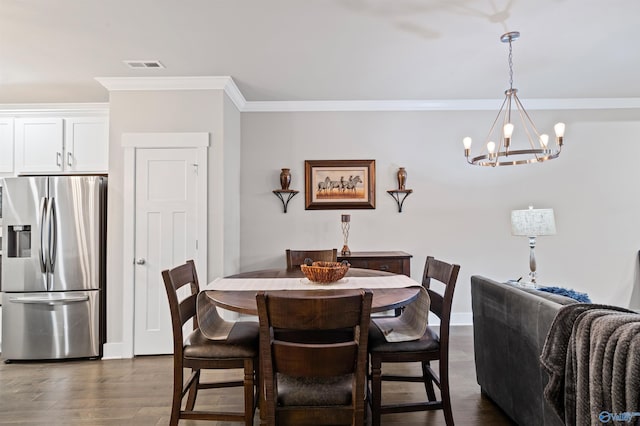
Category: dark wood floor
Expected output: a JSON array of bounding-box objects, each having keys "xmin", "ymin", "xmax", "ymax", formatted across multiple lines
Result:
[{"xmin": 0, "ymin": 326, "xmax": 515, "ymax": 425}]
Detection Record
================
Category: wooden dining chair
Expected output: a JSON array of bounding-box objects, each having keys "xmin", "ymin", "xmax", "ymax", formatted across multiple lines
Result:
[
  {"xmin": 368, "ymin": 256, "xmax": 461, "ymax": 426},
  {"xmin": 161, "ymin": 260, "xmax": 259, "ymax": 426},
  {"xmin": 256, "ymin": 289, "xmax": 373, "ymax": 425},
  {"xmin": 285, "ymin": 248, "xmax": 338, "ymax": 270}
]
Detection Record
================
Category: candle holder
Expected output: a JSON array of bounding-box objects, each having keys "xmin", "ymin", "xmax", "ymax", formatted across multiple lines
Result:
[{"xmin": 341, "ymin": 214, "xmax": 351, "ymax": 255}]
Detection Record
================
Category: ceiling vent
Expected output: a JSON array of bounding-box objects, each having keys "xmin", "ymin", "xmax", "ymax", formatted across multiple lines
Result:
[{"xmin": 123, "ymin": 60, "xmax": 165, "ymax": 69}]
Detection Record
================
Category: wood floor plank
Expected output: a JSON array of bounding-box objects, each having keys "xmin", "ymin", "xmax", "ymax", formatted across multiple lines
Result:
[{"xmin": 0, "ymin": 326, "xmax": 515, "ymax": 425}]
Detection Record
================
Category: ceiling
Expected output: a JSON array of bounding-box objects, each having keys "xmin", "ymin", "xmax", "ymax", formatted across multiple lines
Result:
[{"xmin": 1, "ymin": 0, "xmax": 639, "ymax": 105}]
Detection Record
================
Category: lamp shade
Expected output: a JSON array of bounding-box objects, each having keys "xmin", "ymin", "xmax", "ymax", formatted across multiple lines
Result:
[{"xmin": 511, "ymin": 207, "xmax": 556, "ymax": 236}]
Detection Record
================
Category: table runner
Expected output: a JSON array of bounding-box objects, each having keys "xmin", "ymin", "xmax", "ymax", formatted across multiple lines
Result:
[
  {"xmin": 197, "ymin": 275, "xmax": 427, "ymax": 342},
  {"xmin": 372, "ymin": 286, "xmax": 430, "ymax": 342},
  {"xmin": 203, "ymin": 274, "xmax": 419, "ymax": 291}
]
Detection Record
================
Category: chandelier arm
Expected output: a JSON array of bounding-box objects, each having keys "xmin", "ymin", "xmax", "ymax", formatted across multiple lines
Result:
[
  {"xmin": 513, "ymin": 95, "xmax": 541, "ymax": 156},
  {"xmin": 483, "ymin": 95, "xmax": 510, "ymax": 153},
  {"xmin": 513, "ymin": 92, "xmax": 543, "ymax": 141},
  {"xmin": 512, "ymin": 93, "xmax": 552, "ymax": 160}
]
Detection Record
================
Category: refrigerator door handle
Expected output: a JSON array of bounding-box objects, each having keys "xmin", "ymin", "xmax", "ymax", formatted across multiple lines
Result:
[
  {"xmin": 39, "ymin": 197, "xmax": 48, "ymax": 274},
  {"xmin": 48, "ymin": 197, "xmax": 58, "ymax": 274},
  {"xmin": 9, "ymin": 295, "xmax": 90, "ymax": 305}
]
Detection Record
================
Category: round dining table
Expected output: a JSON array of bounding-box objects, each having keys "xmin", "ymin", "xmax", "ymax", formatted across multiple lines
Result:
[{"xmin": 204, "ymin": 267, "xmax": 421, "ymax": 316}]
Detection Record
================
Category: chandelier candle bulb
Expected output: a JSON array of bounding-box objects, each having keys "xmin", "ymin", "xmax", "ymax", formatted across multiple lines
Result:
[
  {"xmin": 554, "ymin": 122, "xmax": 565, "ymax": 145},
  {"xmin": 487, "ymin": 141, "xmax": 496, "ymax": 160},
  {"xmin": 463, "ymin": 137, "xmax": 472, "ymax": 158},
  {"xmin": 539, "ymin": 134, "xmax": 549, "ymax": 149},
  {"xmin": 503, "ymin": 123, "xmax": 514, "ymax": 149}
]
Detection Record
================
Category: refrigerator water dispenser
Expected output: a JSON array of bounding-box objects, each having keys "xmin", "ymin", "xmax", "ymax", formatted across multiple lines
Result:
[{"xmin": 8, "ymin": 225, "xmax": 31, "ymax": 257}]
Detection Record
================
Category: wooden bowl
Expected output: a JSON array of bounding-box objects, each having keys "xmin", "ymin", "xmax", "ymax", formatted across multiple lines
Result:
[{"xmin": 300, "ymin": 261, "xmax": 350, "ymax": 284}]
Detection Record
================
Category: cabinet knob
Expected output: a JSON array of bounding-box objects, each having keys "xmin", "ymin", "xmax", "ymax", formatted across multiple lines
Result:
[
  {"xmin": 135, "ymin": 258, "xmax": 146, "ymax": 265},
  {"xmin": 379, "ymin": 264, "xmax": 390, "ymax": 271}
]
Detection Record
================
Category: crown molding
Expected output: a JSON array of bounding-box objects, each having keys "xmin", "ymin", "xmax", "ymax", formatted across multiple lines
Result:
[
  {"xmin": 0, "ymin": 103, "xmax": 109, "ymax": 117},
  {"xmin": 18, "ymin": 76, "xmax": 639, "ymax": 113},
  {"xmin": 242, "ymin": 97, "xmax": 640, "ymax": 112},
  {"xmin": 95, "ymin": 76, "xmax": 246, "ymax": 110}
]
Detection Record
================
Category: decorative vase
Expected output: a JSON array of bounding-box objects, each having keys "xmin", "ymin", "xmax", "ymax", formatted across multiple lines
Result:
[
  {"xmin": 279, "ymin": 168, "xmax": 291, "ymax": 190},
  {"xmin": 397, "ymin": 167, "xmax": 407, "ymax": 190}
]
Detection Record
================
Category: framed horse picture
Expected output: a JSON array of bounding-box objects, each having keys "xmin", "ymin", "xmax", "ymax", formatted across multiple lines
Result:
[{"xmin": 304, "ymin": 159, "xmax": 376, "ymax": 210}]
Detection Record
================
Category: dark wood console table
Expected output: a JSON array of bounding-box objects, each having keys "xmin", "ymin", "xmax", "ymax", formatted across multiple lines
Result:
[{"xmin": 337, "ymin": 251, "xmax": 412, "ymax": 276}]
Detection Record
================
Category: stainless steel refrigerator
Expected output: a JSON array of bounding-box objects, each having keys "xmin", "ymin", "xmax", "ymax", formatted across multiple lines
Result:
[{"xmin": 1, "ymin": 175, "xmax": 106, "ymax": 361}]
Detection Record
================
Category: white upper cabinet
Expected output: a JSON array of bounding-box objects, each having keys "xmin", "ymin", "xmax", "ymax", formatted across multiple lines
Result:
[
  {"xmin": 0, "ymin": 118, "xmax": 15, "ymax": 173},
  {"xmin": 15, "ymin": 118, "xmax": 64, "ymax": 173},
  {"xmin": 15, "ymin": 116, "xmax": 108, "ymax": 174},
  {"xmin": 64, "ymin": 117, "xmax": 109, "ymax": 173}
]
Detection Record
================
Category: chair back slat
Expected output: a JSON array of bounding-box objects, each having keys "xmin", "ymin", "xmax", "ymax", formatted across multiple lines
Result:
[
  {"xmin": 285, "ymin": 248, "xmax": 338, "ymax": 270},
  {"xmin": 179, "ymin": 293, "xmax": 198, "ymax": 328},
  {"xmin": 273, "ymin": 341, "xmax": 357, "ymax": 377},
  {"xmin": 265, "ymin": 290, "xmax": 364, "ymax": 329},
  {"xmin": 428, "ymin": 290, "xmax": 444, "ymax": 319}
]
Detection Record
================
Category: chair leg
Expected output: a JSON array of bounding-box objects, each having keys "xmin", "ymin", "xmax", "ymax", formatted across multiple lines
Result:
[
  {"xmin": 440, "ymin": 360, "xmax": 454, "ymax": 426},
  {"xmin": 370, "ymin": 356, "xmax": 382, "ymax": 426},
  {"xmin": 244, "ymin": 359, "xmax": 255, "ymax": 426},
  {"xmin": 422, "ymin": 361, "xmax": 437, "ymax": 402},
  {"xmin": 185, "ymin": 369, "xmax": 200, "ymax": 411},
  {"xmin": 170, "ymin": 363, "xmax": 184, "ymax": 426}
]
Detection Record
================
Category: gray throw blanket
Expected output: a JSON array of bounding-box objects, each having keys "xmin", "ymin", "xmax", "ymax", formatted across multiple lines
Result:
[{"xmin": 540, "ymin": 303, "xmax": 640, "ymax": 425}]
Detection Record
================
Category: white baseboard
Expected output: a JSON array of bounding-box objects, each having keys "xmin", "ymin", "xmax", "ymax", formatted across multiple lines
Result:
[
  {"xmin": 452, "ymin": 312, "xmax": 473, "ymax": 326},
  {"xmin": 429, "ymin": 312, "xmax": 473, "ymax": 327}
]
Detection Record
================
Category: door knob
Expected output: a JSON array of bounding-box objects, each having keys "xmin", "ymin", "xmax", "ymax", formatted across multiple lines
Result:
[{"xmin": 135, "ymin": 258, "xmax": 146, "ymax": 265}]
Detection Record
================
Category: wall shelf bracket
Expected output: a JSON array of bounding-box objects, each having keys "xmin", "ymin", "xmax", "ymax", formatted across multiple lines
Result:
[
  {"xmin": 387, "ymin": 189, "xmax": 413, "ymax": 213},
  {"xmin": 273, "ymin": 189, "xmax": 299, "ymax": 213}
]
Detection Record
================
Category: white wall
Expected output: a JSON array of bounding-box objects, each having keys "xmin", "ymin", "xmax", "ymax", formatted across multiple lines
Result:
[
  {"xmin": 222, "ymin": 95, "xmax": 242, "ymax": 275},
  {"xmin": 106, "ymin": 89, "xmax": 236, "ymax": 347},
  {"xmin": 240, "ymin": 108, "xmax": 640, "ymax": 318}
]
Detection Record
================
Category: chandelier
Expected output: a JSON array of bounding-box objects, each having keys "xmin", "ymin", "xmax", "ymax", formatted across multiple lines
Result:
[{"xmin": 463, "ymin": 31, "xmax": 565, "ymax": 166}]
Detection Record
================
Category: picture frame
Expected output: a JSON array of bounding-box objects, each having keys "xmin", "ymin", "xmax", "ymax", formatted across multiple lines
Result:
[{"xmin": 304, "ymin": 159, "xmax": 376, "ymax": 210}]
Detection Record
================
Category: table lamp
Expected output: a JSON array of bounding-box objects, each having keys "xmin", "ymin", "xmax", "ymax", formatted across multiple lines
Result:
[{"xmin": 511, "ymin": 206, "xmax": 556, "ymax": 285}]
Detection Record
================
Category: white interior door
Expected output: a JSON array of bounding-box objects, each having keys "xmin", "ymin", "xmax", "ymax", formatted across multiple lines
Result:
[{"xmin": 133, "ymin": 148, "xmax": 199, "ymax": 355}]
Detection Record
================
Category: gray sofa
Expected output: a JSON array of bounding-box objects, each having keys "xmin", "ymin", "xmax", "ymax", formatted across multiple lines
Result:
[{"xmin": 471, "ymin": 275, "xmax": 578, "ymax": 426}]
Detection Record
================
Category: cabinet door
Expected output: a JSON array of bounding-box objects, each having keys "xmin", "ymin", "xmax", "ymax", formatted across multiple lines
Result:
[
  {"xmin": 64, "ymin": 117, "xmax": 109, "ymax": 172},
  {"xmin": 15, "ymin": 118, "xmax": 64, "ymax": 173},
  {"xmin": 0, "ymin": 118, "xmax": 14, "ymax": 173}
]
